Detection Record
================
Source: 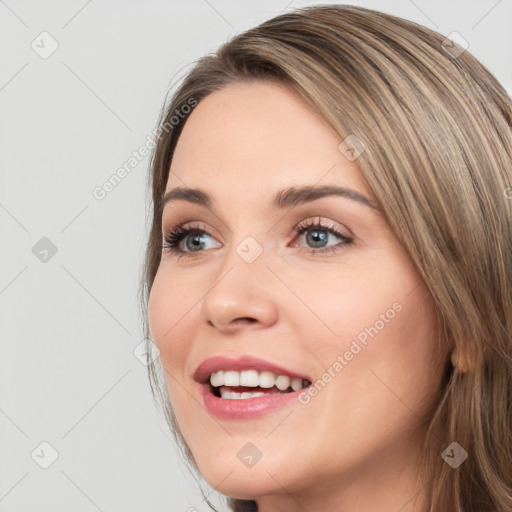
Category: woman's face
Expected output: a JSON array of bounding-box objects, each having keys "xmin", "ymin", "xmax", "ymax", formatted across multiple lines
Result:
[{"xmin": 148, "ymin": 81, "xmax": 448, "ymax": 509}]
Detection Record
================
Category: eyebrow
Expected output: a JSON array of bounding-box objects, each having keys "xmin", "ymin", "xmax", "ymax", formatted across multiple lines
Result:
[{"xmin": 159, "ymin": 185, "xmax": 381, "ymax": 215}]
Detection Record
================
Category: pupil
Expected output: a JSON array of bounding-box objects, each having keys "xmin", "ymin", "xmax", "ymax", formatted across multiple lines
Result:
[
  {"xmin": 186, "ymin": 233, "xmax": 206, "ymax": 251},
  {"xmin": 307, "ymin": 229, "xmax": 327, "ymax": 248}
]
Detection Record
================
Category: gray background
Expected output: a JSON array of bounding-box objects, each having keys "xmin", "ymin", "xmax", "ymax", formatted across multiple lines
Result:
[{"xmin": 1, "ymin": 1, "xmax": 511, "ymax": 511}]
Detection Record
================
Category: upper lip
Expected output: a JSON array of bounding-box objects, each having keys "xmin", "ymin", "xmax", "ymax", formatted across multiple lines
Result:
[{"xmin": 193, "ymin": 355, "xmax": 312, "ymax": 384}]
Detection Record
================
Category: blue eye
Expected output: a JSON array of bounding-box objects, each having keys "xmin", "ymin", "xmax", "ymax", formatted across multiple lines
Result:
[
  {"xmin": 162, "ymin": 224, "xmax": 219, "ymax": 256},
  {"xmin": 162, "ymin": 218, "xmax": 353, "ymax": 258},
  {"xmin": 292, "ymin": 218, "xmax": 353, "ymax": 254}
]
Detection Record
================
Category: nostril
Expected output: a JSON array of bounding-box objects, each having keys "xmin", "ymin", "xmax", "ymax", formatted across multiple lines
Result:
[{"xmin": 234, "ymin": 317, "xmax": 257, "ymax": 324}]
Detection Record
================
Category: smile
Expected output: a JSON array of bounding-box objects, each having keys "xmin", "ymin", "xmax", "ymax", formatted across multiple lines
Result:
[{"xmin": 210, "ymin": 369, "xmax": 310, "ymax": 399}]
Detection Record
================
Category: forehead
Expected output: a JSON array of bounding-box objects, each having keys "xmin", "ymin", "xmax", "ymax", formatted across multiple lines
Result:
[{"xmin": 166, "ymin": 81, "xmax": 370, "ymax": 200}]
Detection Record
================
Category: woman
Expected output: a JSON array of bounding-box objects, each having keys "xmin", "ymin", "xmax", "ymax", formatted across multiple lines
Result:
[{"xmin": 139, "ymin": 5, "xmax": 512, "ymax": 511}]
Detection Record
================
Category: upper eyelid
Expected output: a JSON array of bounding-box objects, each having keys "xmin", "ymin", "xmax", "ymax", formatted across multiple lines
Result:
[
  {"xmin": 295, "ymin": 216, "xmax": 352, "ymax": 233},
  {"xmin": 163, "ymin": 218, "xmax": 350, "ymax": 243}
]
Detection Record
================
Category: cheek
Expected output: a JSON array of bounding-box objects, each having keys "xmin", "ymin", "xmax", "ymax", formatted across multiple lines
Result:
[
  {"xmin": 289, "ymin": 257, "xmax": 443, "ymax": 409},
  {"xmin": 285, "ymin": 257, "xmax": 411, "ymax": 342},
  {"xmin": 148, "ymin": 273, "xmax": 215, "ymax": 451},
  {"xmin": 147, "ymin": 270, "xmax": 199, "ymax": 374},
  {"xmin": 288, "ymin": 274, "xmax": 443, "ymax": 472}
]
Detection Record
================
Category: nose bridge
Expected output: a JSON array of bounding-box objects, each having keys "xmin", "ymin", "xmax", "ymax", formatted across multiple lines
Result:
[
  {"xmin": 217, "ymin": 212, "xmax": 269, "ymax": 274},
  {"xmin": 200, "ymin": 231, "xmax": 278, "ymax": 331},
  {"xmin": 214, "ymin": 230, "xmax": 268, "ymax": 298}
]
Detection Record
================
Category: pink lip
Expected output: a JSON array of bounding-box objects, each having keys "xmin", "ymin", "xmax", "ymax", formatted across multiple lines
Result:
[
  {"xmin": 193, "ymin": 355, "xmax": 312, "ymax": 420},
  {"xmin": 198, "ymin": 381, "xmax": 307, "ymax": 420},
  {"xmin": 193, "ymin": 354, "xmax": 311, "ymax": 384}
]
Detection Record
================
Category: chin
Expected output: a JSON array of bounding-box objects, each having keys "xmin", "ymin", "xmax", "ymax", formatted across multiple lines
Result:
[
  {"xmin": 201, "ymin": 463, "xmax": 272, "ymax": 498},
  {"xmin": 192, "ymin": 448, "xmax": 292, "ymax": 499}
]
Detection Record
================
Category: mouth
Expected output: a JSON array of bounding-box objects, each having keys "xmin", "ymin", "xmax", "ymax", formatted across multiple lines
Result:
[
  {"xmin": 194, "ymin": 355, "xmax": 313, "ymax": 419},
  {"xmin": 207, "ymin": 370, "xmax": 312, "ymax": 399},
  {"xmin": 200, "ymin": 377, "xmax": 313, "ymax": 421}
]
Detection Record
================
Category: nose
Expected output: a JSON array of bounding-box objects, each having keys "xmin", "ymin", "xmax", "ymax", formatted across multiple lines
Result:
[{"xmin": 200, "ymin": 244, "xmax": 279, "ymax": 335}]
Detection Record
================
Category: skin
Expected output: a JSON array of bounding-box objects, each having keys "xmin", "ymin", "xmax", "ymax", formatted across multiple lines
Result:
[{"xmin": 148, "ymin": 81, "xmax": 450, "ymax": 512}]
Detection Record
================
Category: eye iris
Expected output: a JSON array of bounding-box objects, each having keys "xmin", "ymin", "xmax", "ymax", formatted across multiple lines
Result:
[
  {"xmin": 185, "ymin": 233, "xmax": 207, "ymax": 251},
  {"xmin": 307, "ymin": 229, "xmax": 327, "ymax": 248}
]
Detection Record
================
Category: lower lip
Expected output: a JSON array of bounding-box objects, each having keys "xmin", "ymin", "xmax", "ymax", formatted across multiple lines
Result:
[{"xmin": 198, "ymin": 383, "xmax": 305, "ymax": 420}]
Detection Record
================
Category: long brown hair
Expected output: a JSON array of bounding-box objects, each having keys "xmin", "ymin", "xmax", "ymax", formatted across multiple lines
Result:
[{"xmin": 139, "ymin": 5, "xmax": 512, "ymax": 511}]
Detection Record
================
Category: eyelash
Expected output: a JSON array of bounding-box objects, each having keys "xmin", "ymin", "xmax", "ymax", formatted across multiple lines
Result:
[{"xmin": 161, "ymin": 218, "xmax": 353, "ymax": 259}]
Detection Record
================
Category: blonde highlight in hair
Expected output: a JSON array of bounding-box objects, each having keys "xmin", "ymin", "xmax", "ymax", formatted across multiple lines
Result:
[{"xmin": 140, "ymin": 5, "xmax": 512, "ymax": 511}]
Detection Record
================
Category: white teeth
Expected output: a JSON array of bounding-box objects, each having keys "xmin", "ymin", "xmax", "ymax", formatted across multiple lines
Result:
[
  {"xmin": 291, "ymin": 377, "xmax": 303, "ymax": 392},
  {"xmin": 210, "ymin": 370, "xmax": 224, "ymax": 387},
  {"xmin": 239, "ymin": 370, "xmax": 259, "ymax": 387},
  {"xmin": 223, "ymin": 370, "xmax": 240, "ymax": 387},
  {"xmin": 220, "ymin": 389, "xmax": 266, "ymax": 399},
  {"xmin": 275, "ymin": 375, "xmax": 291, "ymax": 391},
  {"xmin": 259, "ymin": 371, "xmax": 275, "ymax": 388},
  {"xmin": 209, "ymin": 369, "xmax": 309, "ymax": 392}
]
